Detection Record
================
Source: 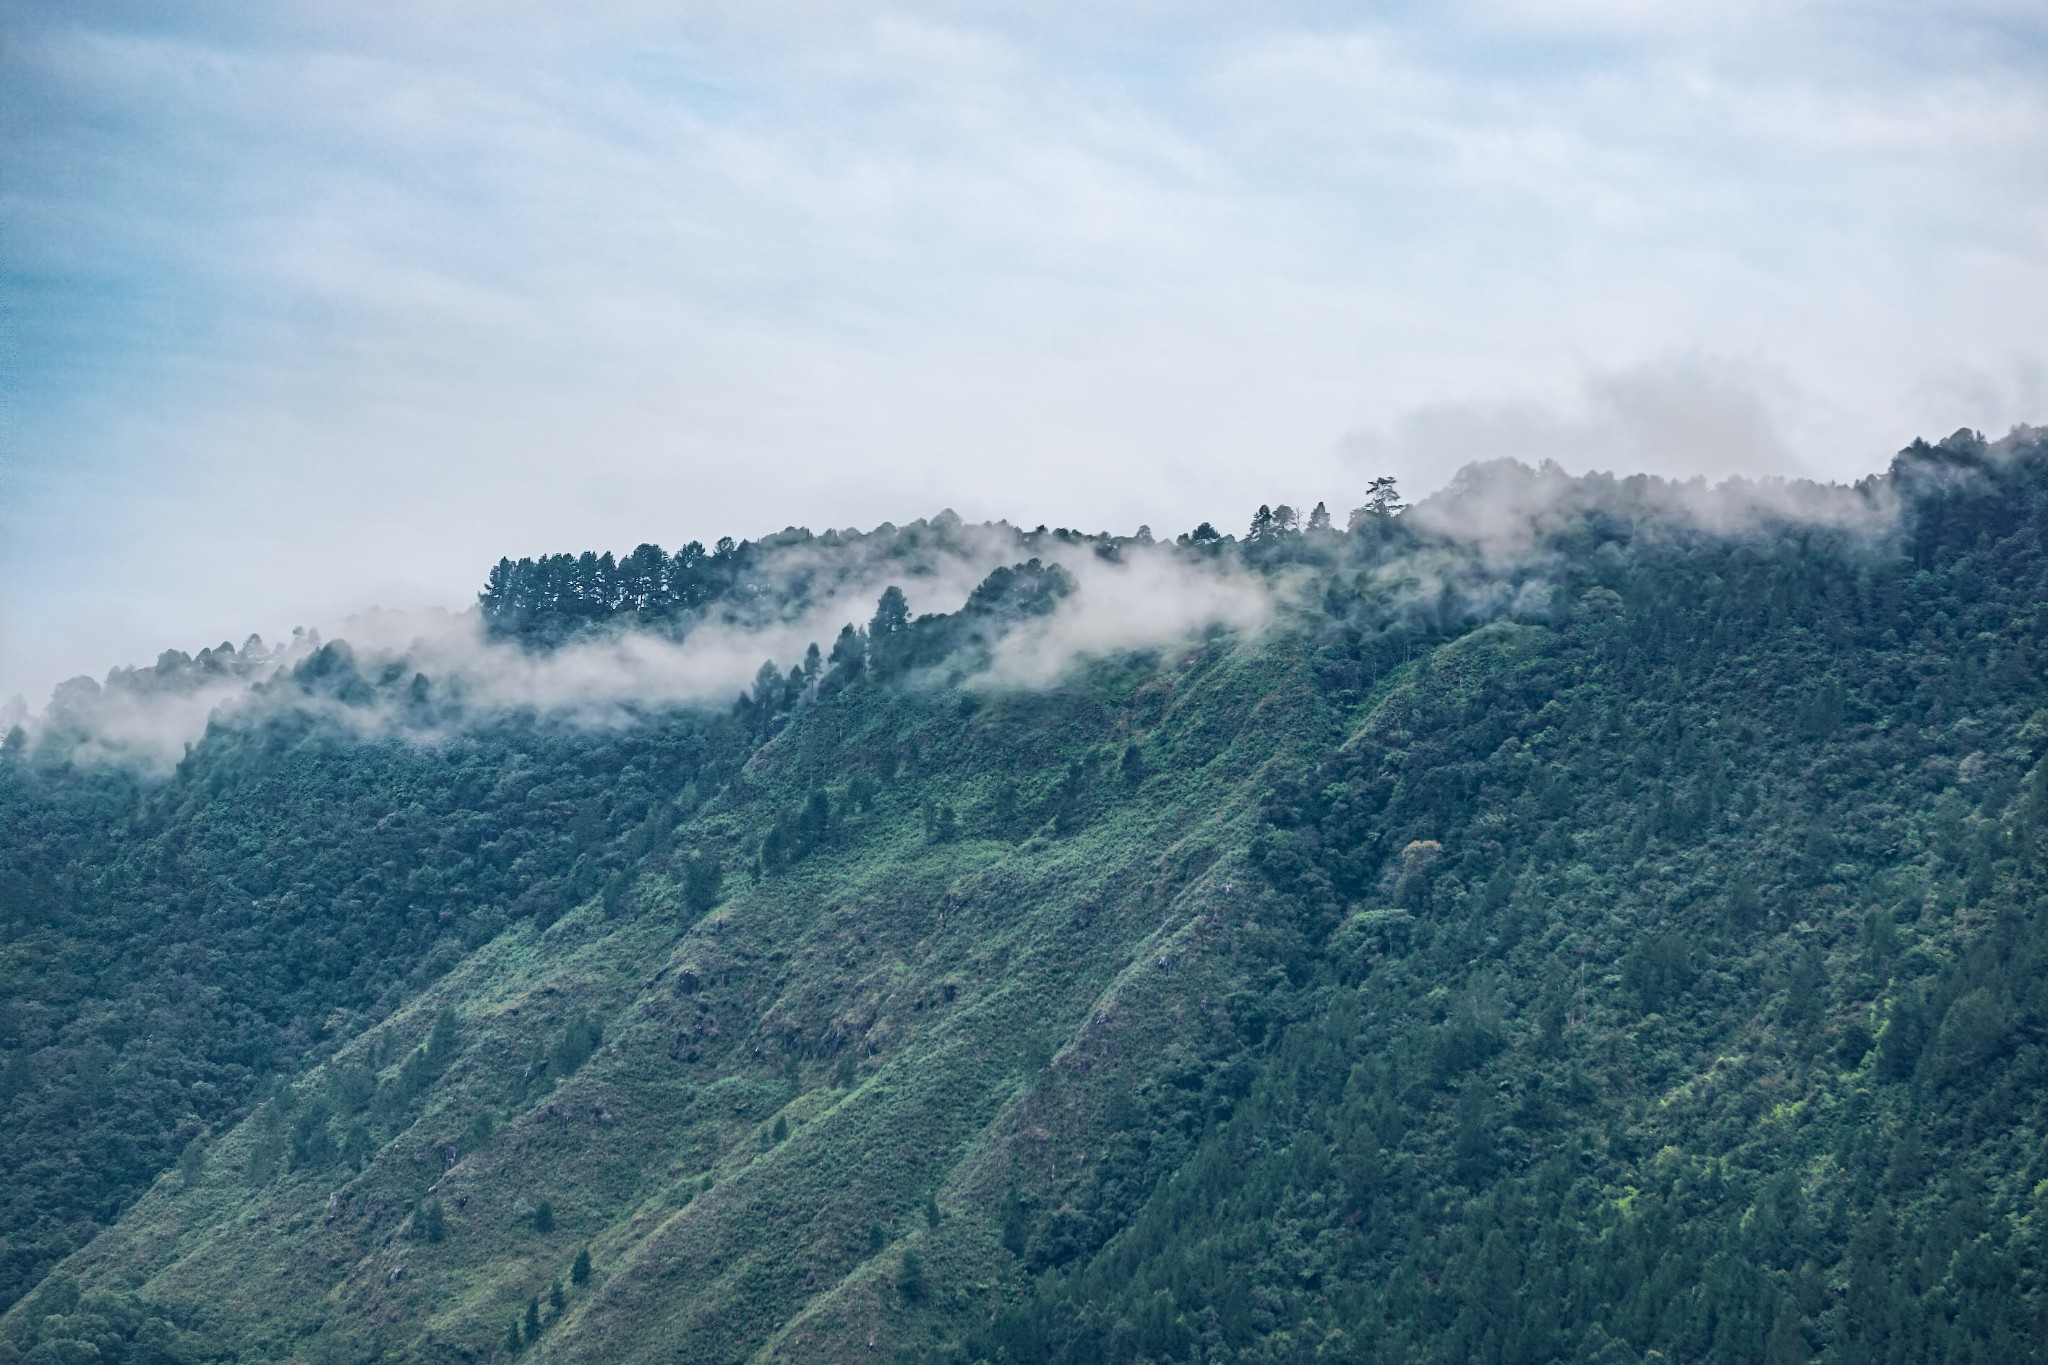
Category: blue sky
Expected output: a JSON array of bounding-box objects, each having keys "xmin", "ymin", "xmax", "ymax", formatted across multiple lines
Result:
[{"xmin": 4, "ymin": 1, "xmax": 2047, "ymax": 705}]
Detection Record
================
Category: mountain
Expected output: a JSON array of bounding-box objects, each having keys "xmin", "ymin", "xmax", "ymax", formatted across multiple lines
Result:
[{"xmin": 5, "ymin": 429, "xmax": 2048, "ymax": 1364}]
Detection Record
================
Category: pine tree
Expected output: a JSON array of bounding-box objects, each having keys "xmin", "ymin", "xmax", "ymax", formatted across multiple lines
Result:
[
  {"xmin": 827, "ymin": 623, "xmax": 865, "ymax": 673},
  {"xmin": 870, "ymin": 586, "xmax": 910, "ymax": 638},
  {"xmin": 1348, "ymin": 476, "xmax": 1403, "ymax": 530},
  {"xmin": 571, "ymin": 1247, "xmax": 591, "ymax": 1286}
]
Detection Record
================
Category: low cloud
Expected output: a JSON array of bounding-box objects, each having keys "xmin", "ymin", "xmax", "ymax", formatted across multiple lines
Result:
[
  {"xmin": 24, "ymin": 636, "xmax": 314, "ymax": 774},
  {"xmin": 1355, "ymin": 446, "xmax": 1903, "ymax": 633},
  {"xmin": 23, "ymin": 430, "xmax": 2005, "ymax": 778},
  {"xmin": 14, "ymin": 515, "xmax": 1291, "ymax": 776},
  {"xmin": 1405, "ymin": 455, "xmax": 1898, "ymax": 568},
  {"xmin": 1345, "ymin": 355, "xmax": 1805, "ymax": 487},
  {"xmin": 977, "ymin": 545, "xmax": 1280, "ymax": 689}
]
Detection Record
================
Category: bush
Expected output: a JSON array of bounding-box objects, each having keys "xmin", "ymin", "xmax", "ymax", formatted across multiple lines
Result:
[{"xmin": 898, "ymin": 1250, "xmax": 928, "ymax": 1302}]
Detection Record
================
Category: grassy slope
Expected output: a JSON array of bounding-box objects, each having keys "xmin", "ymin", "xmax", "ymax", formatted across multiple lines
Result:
[{"xmin": 30, "ymin": 626, "xmax": 1341, "ymax": 1363}]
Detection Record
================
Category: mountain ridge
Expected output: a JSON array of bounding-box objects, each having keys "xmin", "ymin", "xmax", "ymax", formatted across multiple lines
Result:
[{"xmin": 6, "ymin": 430, "xmax": 2048, "ymax": 1364}]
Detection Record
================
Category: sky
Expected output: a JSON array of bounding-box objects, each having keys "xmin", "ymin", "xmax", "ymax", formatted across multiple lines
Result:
[{"xmin": 4, "ymin": 1, "xmax": 2047, "ymax": 708}]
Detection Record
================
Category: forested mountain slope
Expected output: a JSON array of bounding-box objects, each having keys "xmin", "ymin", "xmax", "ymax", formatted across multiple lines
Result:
[{"xmin": 5, "ymin": 429, "xmax": 2048, "ymax": 1364}]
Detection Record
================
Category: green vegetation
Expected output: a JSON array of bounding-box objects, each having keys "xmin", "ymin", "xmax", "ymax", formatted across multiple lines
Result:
[{"xmin": 4, "ymin": 429, "xmax": 2048, "ymax": 1362}]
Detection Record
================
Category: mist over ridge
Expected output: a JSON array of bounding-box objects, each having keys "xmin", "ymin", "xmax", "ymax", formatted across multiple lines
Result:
[{"xmin": 10, "ymin": 429, "xmax": 2032, "ymax": 778}]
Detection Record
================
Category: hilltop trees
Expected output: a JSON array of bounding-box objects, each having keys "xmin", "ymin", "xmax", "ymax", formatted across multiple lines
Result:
[
  {"xmin": 479, "ymin": 539, "xmax": 730, "ymax": 641},
  {"xmin": 1349, "ymin": 474, "xmax": 1403, "ymax": 530}
]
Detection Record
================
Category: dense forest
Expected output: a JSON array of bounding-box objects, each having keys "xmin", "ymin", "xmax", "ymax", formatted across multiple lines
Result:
[{"xmin": 4, "ymin": 428, "xmax": 2048, "ymax": 1363}]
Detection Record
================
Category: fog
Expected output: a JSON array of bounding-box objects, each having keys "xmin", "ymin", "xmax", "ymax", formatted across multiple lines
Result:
[
  {"xmin": 14, "ymin": 440, "xmax": 1985, "ymax": 778},
  {"xmin": 11, "ymin": 514, "xmax": 1290, "ymax": 775}
]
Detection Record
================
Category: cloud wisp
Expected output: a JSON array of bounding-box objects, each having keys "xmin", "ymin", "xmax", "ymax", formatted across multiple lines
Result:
[
  {"xmin": 1355, "ymin": 447, "xmax": 1911, "ymax": 634},
  {"xmin": 13, "ymin": 515, "xmax": 1290, "ymax": 774},
  {"xmin": 976, "ymin": 545, "xmax": 1278, "ymax": 690},
  {"xmin": 20, "ymin": 424, "xmax": 2047, "ymax": 776},
  {"xmin": 18, "ymin": 420, "xmax": 1994, "ymax": 778}
]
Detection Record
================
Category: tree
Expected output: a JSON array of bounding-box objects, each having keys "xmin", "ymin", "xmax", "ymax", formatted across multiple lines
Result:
[
  {"xmin": 870, "ymin": 586, "xmax": 910, "ymax": 638},
  {"xmin": 1001, "ymin": 1187, "xmax": 1028, "ymax": 1256},
  {"xmin": 550, "ymin": 1015, "xmax": 601, "ymax": 1077},
  {"xmin": 427, "ymin": 1008, "xmax": 460, "ymax": 1067},
  {"xmin": 898, "ymin": 1249, "xmax": 928, "ymax": 1302},
  {"xmin": 533, "ymin": 1200, "xmax": 555, "ymax": 1234},
  {"xmin": 1052, "ymin": 761, "xmax": 1086, "ymax": 835},
  {"xmin": 749, "ymin": 661, "xmax": 784, "ymax": 720},
  {"xmin": 1348, "ymin": 476, "xmax": 1403, "ymax": 531},
  {"xmin": 869, "ymin": 587, "xmax": 913, "ymax": 673},
  {"xmin": 771, "ymin": 1115, "xmax": 789, "ymax": 1144},
  {"xmin": 524, "ymin": 1296, "xmax": 542, "ymax": 1343},
  {"xmin": 571, "ymin": 1247, "xmax": 591, "ymax": 1287},
  {"xmin": 827, "ymin": 623, "xmax": 865, "ymax": 674},
  {"xmin": 1307, "ymin": 502, "xmax": 1332, "ymax": 534},
  {"xmin": 682, "ymin": 855, "xmax": 722, "ymax": 915},
  {"xmin": 799, "ymin": 790, "xmax": 831, "ymax": 849},
  {"xmin": 1763, "ymin": 1298, "xmax": 1809, "ymax": 1364},
  {"xmin": 988, "ymin": 779, "xmax": 1020, "ymax": 835}
]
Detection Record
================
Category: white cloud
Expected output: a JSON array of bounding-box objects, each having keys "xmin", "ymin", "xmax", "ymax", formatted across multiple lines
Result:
[
  {"xmin": 1343, "ymin": 354, "xmax": 1806, "ymax": 493},
  {"xmin": 978, "ymin": 546, "xmax": 1278, "ymax": 689},
  {"xmin": 3, "ymin": 2, "xmax": 2045, "ymax": 704},
  {"xmin": 16, "ymin": 521, "xmax": 1287, "ymax": 773}
]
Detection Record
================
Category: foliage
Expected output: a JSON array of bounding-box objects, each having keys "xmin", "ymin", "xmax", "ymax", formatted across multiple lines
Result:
[{"xmin": 5, "ymin": 429, "xmax": 2048, "ymax": 1363}]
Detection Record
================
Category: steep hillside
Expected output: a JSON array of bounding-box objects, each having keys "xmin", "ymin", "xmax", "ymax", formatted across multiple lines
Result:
[{"xmin": 7, "ymin": 429, "xmax": 2048, "ymax": 1364}]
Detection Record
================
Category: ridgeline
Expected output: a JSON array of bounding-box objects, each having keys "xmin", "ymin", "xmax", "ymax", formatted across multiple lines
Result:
[{"xmin": 6, "ymin": 430, "xmax": 2048, "ymax": 1363}]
